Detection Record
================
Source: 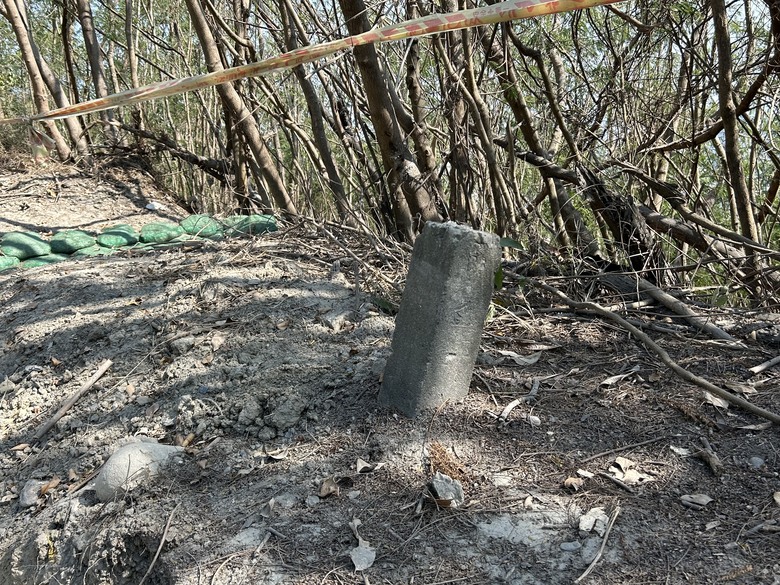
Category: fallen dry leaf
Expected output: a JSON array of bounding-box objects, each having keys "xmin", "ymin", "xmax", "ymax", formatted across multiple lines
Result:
[
  {"xmin": 356, "ymin": 458, "xmax": 384, "ymax": 473},
  {"xmin": 319, "ymin": 476, "xmax": 340, "ymax": 497},
  {"xmin": 39, "ymin": 476, "xmax": 61, "ymax": 496},
  {"xmin": 680, "ymin": 494, "xmax": 713, "ymax": 509},
  {"xmin": 703, "ymin": 391, "xmax": 729, "ymax": 409}
]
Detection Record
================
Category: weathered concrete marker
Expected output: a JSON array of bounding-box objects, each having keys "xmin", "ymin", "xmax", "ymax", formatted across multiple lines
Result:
[{"xmin": 380, "ymin": 221, "xmax": 500, "ymax": 417}]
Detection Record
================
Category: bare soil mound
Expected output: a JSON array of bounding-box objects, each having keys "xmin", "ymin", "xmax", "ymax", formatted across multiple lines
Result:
[{"xmin": 0, "ymin": 161, "xmax": 778, "ymax": 584}]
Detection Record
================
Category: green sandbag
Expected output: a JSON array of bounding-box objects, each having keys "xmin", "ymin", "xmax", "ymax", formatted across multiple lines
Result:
[
  {"xmin": 50, "ymin": 230, "xmax": 96, "ymax": 253},
  {"xmin": 72, "ymin": 244, "xmax": 116, "ymax": 257},
  {"xmin": 0, "ymin": 256, "xmax": 20, "ymax": 271},
  {"xmin": 180, "ymin": 214, "xmax": 223, "ymax": 238},
  {"xmin": 97, "ymin": 224, "xmax": 139, "ymax": 248},
  {"xmin": 0, "ymin": 232, "xmax": 51, "ymax": 259},
  {"xmin": 21, "ymin": 254, "xmax": 69, "ymax": 268},
  {"xmin": 223, "ymin": 214, "xmax": 277, "ymax": 236},
  {"xmin": 140, "ymin": 222, "xmax": 184, "ymax": 244}
]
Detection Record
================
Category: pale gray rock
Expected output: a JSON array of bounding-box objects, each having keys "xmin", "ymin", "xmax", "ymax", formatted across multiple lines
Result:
[
  {"xmin": 94, "ymin": 440, "xmax": 183, "ymax": 502},
  {"xmin": 19, "ymin": 479, "xmax": 46, "ymax": 508}
]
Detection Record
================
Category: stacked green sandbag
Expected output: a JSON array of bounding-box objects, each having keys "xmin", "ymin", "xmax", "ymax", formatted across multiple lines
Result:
[
  {"xmin": 0, "ymin": 232, "xmax": 51, "ymax": 259},
  {"xmin": 140, "ymin": 222, "xmax": 184, "ymax": 244},
  {"xmin": 50, "ymin": 230, "xmax": 96, "ymax": 254},
  {"xmin": 223, "ymin": 214, "xmax": 277, "ymax": 236},
  {"xmin": 180, "ymin": 214, "xmax": 223, "ymax": 239},
  {"xmin": 21, "ymin": 254, "xmax": 69, "ymax": 268},
  {"xmin": 0, "ymin": 256, "xmax": 20, "ymax": 271},
  {"xmin": 72, "ymin": 244, "xmax": 116, "ymax": 257},
  {"xmin": 97, "ymin": 224, "xmax": 139, "ymax": 248}
]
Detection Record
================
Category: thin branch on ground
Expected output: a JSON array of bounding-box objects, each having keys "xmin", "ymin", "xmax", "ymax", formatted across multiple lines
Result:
[
  {"xmin": 33, "ymin": 359, "xmax": 113, "ymax": 441},
  {"xmin": 527, "ymin": 279, "xmax": 780, "ymax": 424},
  {"xmin": 574, "ymin": 506, "xmax": 621, "ymax": 583},
  {"xmin": 138, "ymin": 502, "xmax": 180, "ymax": 585}
]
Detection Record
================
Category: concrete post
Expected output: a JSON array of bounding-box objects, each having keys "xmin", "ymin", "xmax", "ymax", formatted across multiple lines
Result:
[{"xmin": 379, "ymin": 221, "xmax": 500, "ymax": 417}]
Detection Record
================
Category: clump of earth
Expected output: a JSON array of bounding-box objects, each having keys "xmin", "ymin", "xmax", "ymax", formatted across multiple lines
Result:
[{"xmin": 0, "ymin": 160, "xmax": 778, "ymax": 584}]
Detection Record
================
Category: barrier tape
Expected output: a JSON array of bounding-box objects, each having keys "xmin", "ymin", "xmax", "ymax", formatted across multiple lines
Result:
[{"xmin": 1, "ymin": 0, "xmax": 622, "ymax": 129}]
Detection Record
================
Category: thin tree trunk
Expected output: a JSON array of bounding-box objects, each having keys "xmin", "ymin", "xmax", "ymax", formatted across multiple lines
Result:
[
  {"xmin": 437, "ymin": 0, "xmax": 474, "ymax": 226},
  {"xmin": 710, "ymin": 0, "xmax": 760, "ymax": 243},
  {"xmin": 75, "ymin": 0, "xmax": 119, "ymax": 144},
  {"xmin": 459, "ymin": 26, "xmax": 514, "ymax": 234},
  {"xmin": 125, "ymin": 0, "xmax": 144, "ymax": 132},
  {"xmin": 338, "ymin": 0, "xmax": 441, "ymax": 238},
  {"xmin": 2, "ymin": 0, "xmax": 70, "ymax": 160},
  {"xmin": 11, "ymin": 0, "xmax": 90, "ymax": 159},
  {"xmin": 281, "ymin": 0, "xmax": 353, "ymax": 223},
  {"xmin": 184, "ymin": 0, "xmax": 297, "ymax": 214}
]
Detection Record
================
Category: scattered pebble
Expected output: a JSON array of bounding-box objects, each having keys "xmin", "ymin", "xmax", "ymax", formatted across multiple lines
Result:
[{"xmin": 19, "ymin": 480, "xmax": 46, "ymax": 508}]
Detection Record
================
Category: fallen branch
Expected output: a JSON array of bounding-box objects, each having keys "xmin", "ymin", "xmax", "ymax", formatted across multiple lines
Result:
[
  {"xmin": 33, "ymin": 359, "xmax": 113, "ymax": 440},
  {"xmin": 635, "ymin": 278, "xmax": 736, "ymax": 342},
  {"xmin": 528, "ymin": 280, "xmax": 780, "ymax": 424},
  {"xmin": 596, "ymin": 471, "xmax": 635, "ymax": 494},
  {"xmin": 748, "ymin": 355, "xmax": 780, "ymax": 376}
]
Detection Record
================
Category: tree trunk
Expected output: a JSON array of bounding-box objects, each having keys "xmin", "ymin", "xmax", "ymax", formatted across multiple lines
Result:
[
  {"xmin": 75, "ymin": 0, "xmax": 119, "ymax": 144},
  {"xmin": 580, "ymin": 166, "xmax": 666, "ymax": 283},
  {"xmin": 437, "ymin": 0, "xmax": 474, "ymax": 226},
  {"xmin": 338, "ymin": 0, "xmax": 441, "ymax": 237},
  {"xmin": 9, "ymin": 0, "xmax": 90, "ymax": 159},
  {"xmin": 710, "ymin": 0, "xmax": 760, "ymax": 243},
  {"xmin": 1, "ymin": 0, "xmax": 70, "ymax": 160},
  {"xmin": 281, "ymin": 0, "xmax": 354, "ymax": 223},
  {"xmin": 184, "ymin": 0, "xmax": 297, "ymax": 214}
]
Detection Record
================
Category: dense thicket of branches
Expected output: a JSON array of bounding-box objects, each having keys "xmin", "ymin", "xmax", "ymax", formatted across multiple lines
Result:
[{"xmin": 1, "ymin": 0, "xmax": 780, "ymax": 304}]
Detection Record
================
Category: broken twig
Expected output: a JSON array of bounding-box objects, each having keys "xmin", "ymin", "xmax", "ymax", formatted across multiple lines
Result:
[
  {"xmin": 748, "ymin": 355, "xmax": 780, "ymax": 376},
  {"xmin": 138, "ymin": 502, "xmax": 179, "ymax": 585},
  {"xmin": 33, "ymin": 359, "xmax": 113, "ymax": 440}
]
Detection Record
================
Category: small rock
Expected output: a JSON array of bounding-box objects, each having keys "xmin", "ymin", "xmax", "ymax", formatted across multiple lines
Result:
[
  {"xmin": 305, "ymin": 495, "xmax": 320, "ymax": 507},
  {"xmin": 428, "ymin": 472, "xmax": 464, "ymax": 508},
  {"xmin": 579, "ymin": 507, "xmax": 609, "ymax": 537},
  {"xmin": 19, "ymin": 479, "xmax": 46, "ymax": 508},
  {"xmin": 560, "ymin": 541, "xmax": 582, "ymax": 552},
  {"xmin": 275, "ymin": 493, "xmax": 298, "ymax": 509},
  {"xmin": 320, "ymin": 310, "xmax": 350, "ymax": 332},
  {"xmin": 749, "ymin": 457, "xmax": 765, "ymax": 469},
  {"xmin": 237, "ymin": 398, "xmax": 262, "ymax": 426},
  {"xmin": 492, "ymin": 472, "xmax": 513, "ymax": 487},
  {"xmin": 169, "ymin": 335, "xmax": 196, "ymax": 355},
  {"xmin": 93, "ymin": 440, "xmax": 184, "ymax": 502},
  {"xmin": 227, "ymin": 527, "xmax": 264, "ymax": 550}
]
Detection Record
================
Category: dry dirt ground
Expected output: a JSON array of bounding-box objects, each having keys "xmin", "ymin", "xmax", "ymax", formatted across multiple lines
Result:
[{"xmin": 0, "ymin": 158, "xmax": 779, "ymax": 585}]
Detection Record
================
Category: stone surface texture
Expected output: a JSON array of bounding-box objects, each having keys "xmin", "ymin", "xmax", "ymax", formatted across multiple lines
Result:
[{"xmin": 380, "ymin": 221, "xmax": 500, "ymax": 416}]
